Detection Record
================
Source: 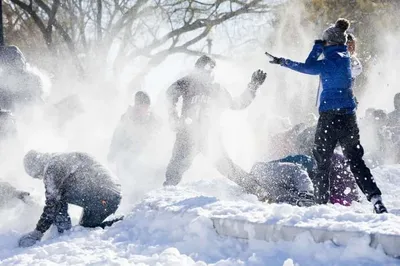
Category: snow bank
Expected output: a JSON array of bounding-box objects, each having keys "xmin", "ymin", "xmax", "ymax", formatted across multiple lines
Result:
[{"xmin": 1, "ymin": 166, "xmax": 400, "ymax": 265}]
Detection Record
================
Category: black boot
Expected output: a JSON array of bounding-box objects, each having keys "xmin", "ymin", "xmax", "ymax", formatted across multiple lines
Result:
[{"xmin": 371, "ymin": 195, "xmax": 388, "ymax": 214}]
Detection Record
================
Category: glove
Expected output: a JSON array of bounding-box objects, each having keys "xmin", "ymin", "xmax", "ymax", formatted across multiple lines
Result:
[
  {"xmin": 16, "ymin": 191, "xmax": 31, "ymax": 203},
  {"xmin": 250, "ymin": 69, "xmax": 267, "ymax": 87},
  {"xmin": 296, "ymin": 191, "xmax": 316, "ymax": 207},
  {"xmin": 314, "ymin": 39, "xmax": 326, "ymax": 46},
  {"xmin": 18, "ymin": 230, "xmax": 43, "ymax": 248},
  {"xmin": 265, "ymin": 51, "xmax": 284, "ymax": 65},
  {"xmin": 269, "ymin": 56, "xmax": 284, "ymax": 65}
]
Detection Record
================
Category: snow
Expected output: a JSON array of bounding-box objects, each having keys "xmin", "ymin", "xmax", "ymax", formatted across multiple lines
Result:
[{"xmin": 1, "ymin": 165, "xmax": 400, "ymax": 265}]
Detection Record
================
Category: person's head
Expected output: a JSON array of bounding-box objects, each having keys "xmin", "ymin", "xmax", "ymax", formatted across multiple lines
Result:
[
  {"xmin": 347, "ymin": 33, "xmax": 356, "ymax": 55},
  {"xmin": 365, "ymin": 108, "xmax": 375, "ymax": 119},
  {"xmin": 194, "ymin": 55, "xmax": 216, "ymax": 77},
  {"xmin": 134, "ymin": 91, "xmax": 151, "ymax": 114},
  {"xmin": 394, "ymin": 93, "xmax": 400, "ymax": 110},
  {"xmin": 23, "ymin": 150, "xmax": 52, "ymax": 179},
  {"xmin": 373, "ymin": 109, "xmax": 388, "ymax": 125},
  {"xmin": 322, "ymin": 18, "xmax": 350, "ymax": 46},
  {"xmin": 0, "ymin": 45, "xmax": 26, "ymax": 72}
]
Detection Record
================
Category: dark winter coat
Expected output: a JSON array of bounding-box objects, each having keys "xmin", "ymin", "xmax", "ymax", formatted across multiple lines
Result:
[
  {"xmin": 282, "ymin": 44, "xmax": 355, "ymax": 113},
  {"xmin": 36, "ymin": 152, "xmax": 121, "ymax": 233},
  {"xmin": 167, "ymin": 71, "xmax": 257, "ymax": 133}
]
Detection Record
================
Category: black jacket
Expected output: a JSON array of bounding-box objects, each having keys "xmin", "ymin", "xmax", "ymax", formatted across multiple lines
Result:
[{"xmin": 167, "ymin": 71, "xmax": 258, "ymax": 131}]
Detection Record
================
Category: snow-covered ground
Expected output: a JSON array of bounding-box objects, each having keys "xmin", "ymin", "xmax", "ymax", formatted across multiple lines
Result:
[{"xmin": 1, "ymin": 164, "xmax": 400, "ymax": 265}]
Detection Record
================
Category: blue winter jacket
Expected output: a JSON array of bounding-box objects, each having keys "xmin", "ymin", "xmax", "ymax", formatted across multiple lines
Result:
[{"xmin": 281, "ymin": 44, "xmax": 355, "ymax": 113}]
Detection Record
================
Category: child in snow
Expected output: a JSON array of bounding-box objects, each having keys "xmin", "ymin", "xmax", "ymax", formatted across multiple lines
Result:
[
  {"xmin": 18, "ymin": 150, "xmax": 122, "ymax": 248},
  {"xmin": 266, "ymin": 18, "xmax": 387, "ymax": 213}
]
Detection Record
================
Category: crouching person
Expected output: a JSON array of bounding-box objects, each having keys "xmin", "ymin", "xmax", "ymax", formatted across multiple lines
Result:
[
  {"xmin": 250, "ymin": 160, "xmax": 315, "ymax": 207},
  {"xmin": 18, "ymin": 150, "xmax": 122, "ymax": 248}
]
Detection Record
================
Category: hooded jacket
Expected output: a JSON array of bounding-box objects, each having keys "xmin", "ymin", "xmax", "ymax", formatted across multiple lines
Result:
[
  {"xmin": 281, "ymin": 44, "xmax": 355, "ymax": 113},
  {"xmin": 28, "ymin": 152, "xmax": 121, "ymax": 233}
]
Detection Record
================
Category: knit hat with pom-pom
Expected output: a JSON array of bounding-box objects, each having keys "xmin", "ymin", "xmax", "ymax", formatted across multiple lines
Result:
[{"xmin": 322, "ymin": 18, "xmax": 350, "ymax": 45}]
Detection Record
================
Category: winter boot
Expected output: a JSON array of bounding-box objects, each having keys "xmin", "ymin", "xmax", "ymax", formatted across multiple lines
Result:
[{"xmin": 371, "ymin": 195, "xmax": 388, "ymax": 214}]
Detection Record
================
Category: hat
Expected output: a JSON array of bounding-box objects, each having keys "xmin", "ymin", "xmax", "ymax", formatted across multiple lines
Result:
[
  {"xmin": 322, "ymin": 18, "xmax": 350, "ymax": 45},
  {"xmin": 195, "ymin": 55, "xmax": 216, "ymax": 69},
  {"xmin": 23, "ymin": 150, "xmax": 51, "ymax": 179},
  {"xmin": 134, "ymin": 91, "xmax": 150, "ymax": 106}
]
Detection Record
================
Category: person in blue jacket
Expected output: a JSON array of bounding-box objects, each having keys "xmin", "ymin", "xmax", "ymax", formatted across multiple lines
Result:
[{"xmin": 266, "ymin": 18, "xmax": 387, "ymax": 213}]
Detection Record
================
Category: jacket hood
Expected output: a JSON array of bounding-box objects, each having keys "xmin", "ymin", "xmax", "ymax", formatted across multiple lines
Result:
[
  {"xmin": 323, "ymin": 45, "xmax": 349, "ymax": 60},
  {"xmin": 23, "ymin": 150, "xmax": 52, "ymax": 179}
]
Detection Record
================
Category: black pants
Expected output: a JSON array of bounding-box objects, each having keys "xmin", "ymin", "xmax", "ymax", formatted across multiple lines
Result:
[
  {"xmin": 79, "ymin": 195, "xmax": 121, "ymax": 228},
  {"xmin": 165, "ymin": 129, "xmax": 255, "ymax": 193},
  {"xmin": 313, "ymin": 112, "xmax": 381, "ymax": 204},
  {"xmin": 58, "ymin": 194, "xmax": 121, "ymax": 229}
]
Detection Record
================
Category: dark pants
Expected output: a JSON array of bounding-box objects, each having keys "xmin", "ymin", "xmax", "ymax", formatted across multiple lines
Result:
[
  {"xmin": 313, "ymin": 112, "xmax": 381, "ymax": 204},
  {"xmin": 57, "ymin": 194, "xmax": 121, "ymax": 229},
  {"xmin": 165, "ymin": 129, "xmax": 255, "ymax": 192},
  {"xmin": 79, "ymin": 195, "xmax": 121, "ymax": 228}
]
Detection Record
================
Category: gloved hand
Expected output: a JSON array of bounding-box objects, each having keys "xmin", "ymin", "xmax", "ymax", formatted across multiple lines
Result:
[
  {"xmin": 314, "ymin": 39, "xmax": 326, "ymax": 46},
  {"xmin": 265, "ymin": 52, "xmax": 284, "ymax": 65},
  {"xmin": 19, "ymin": 230, "xmax": 43, "ymax": 248},
  {"xmin": 55, "ymin": 212, "xmax": 72, "ymax": 233},
  {"xmin": 16, "ymin": 191, "xmax": 30, "ymax": 203},
  {"xmin": 250, "ymin": 69, "xmax": 267, "ymax": 87},
  {"xmin": 296, "ymin": 191, "xmax": 316, "ymax": 207},
  {"xmin": 269, "ymin": 57, "xmax": 284, "ymax": 65}
]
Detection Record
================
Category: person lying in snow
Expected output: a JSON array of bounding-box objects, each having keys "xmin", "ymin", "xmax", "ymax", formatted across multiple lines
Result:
[
  {"xmin": 18, "ymin": 150, "xmax": 122, "ymax": 248},
  {"xmin": 250, "ymin": 158, "xmax": 315, "ymax": 206},
  {"xmin": 0, "ymin": 181, "xmax": 31, "ymax": 206},
  {"xmin": 275, "ymin": 154, "xmax": 359, "ymax": 206},
  {"xmin": 250, "ymin": 153, "xmax": 359, "ymax": 207}
]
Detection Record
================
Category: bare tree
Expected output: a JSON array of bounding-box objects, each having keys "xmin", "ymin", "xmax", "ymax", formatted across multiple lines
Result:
[{"xmin": 5, "ymin": 0, "xmax": 276, "ymax": 85}]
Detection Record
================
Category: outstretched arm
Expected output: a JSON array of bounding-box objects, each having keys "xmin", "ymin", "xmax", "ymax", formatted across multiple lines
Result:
[
  {"xmin": 268, "ymin": 43, "xmax": 327, "ymax": 75},
  {"xmin": 229, "ymin": 69, "xmax": 267, "ymax": 110}
]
